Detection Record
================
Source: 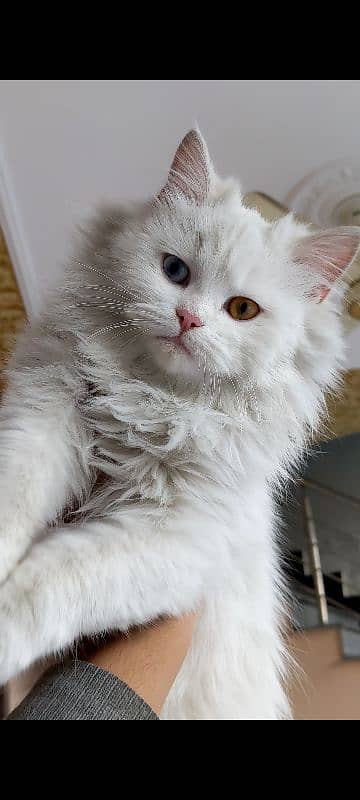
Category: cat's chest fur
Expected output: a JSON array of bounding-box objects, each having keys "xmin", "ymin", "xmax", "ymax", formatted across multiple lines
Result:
[{"xmin": 81, "ymin": 372, "xmax": 243, "ymax": 509}]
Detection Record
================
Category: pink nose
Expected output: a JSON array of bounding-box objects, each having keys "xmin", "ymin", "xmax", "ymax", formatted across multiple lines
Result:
[{"xmin": 176, "ymin": 308, "xmax": 204, "ymax": 334}]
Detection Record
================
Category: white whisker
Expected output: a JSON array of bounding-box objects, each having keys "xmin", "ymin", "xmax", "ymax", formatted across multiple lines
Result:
[
  {"xmin": 229, "ymin": 375, "xmax": 241, "ymax": 410},
  {"xmin": 89, "ymin": 321, "xmax": 148, "ymax": 340},
  {"xmin": 72, "ymin": 259, "xmax": 123, "ymax": 287}
]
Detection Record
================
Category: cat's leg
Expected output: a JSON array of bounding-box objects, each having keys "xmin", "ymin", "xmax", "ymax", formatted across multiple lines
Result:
[
  {"xmin": 0, "ymin": 515, "xmax": 208, "ymax": 685},
  {"xmin": 163, "ymin": 590, "xmax": 291, "ymax": 720},
  {"xmin": 0, "ymin": 379, "xmax": 88, "ymax": 583},
  {"xmin": 163, "ymin": 521, "xmax": 292, "ymax": 721}
]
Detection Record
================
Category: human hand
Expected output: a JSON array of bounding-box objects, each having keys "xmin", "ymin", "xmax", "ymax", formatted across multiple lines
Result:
[{"xmin": 88, "ymin": 613, "xmax": 198, "ymax": 715}]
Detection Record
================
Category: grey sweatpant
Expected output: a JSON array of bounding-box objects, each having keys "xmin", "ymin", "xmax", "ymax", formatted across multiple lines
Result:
[{"xmin": 7, "ymin": 661, "xmax": 158, "ymax": 721}]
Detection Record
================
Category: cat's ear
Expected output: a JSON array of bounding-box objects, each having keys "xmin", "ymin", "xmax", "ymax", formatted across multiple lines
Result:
[
  {"xmin": 158, "ymin": 129, "xmax": 213, "ymax": 204},
  {"xmin": 293, "ymin": 227, "xmax": 360, "ymax": 302}
]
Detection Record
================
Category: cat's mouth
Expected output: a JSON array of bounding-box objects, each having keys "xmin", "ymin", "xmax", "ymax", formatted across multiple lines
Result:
[{"xmin": 158, "ymin": 335, "xmax": 192, "ymax": 357}]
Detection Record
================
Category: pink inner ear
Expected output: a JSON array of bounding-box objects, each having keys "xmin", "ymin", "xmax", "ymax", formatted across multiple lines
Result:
[
  {"xmin": 158, "ymin": 129, "xmax": 212, "ymax": 204},
  {"xmin": 293, "ymin": 227, "xmax": 360, "ymax": 302}
]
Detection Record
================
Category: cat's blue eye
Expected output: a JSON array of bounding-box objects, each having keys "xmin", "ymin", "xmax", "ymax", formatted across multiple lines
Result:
[{"xmin": 163, "ymin": 255, "xmax": 190, "ymax": 287}]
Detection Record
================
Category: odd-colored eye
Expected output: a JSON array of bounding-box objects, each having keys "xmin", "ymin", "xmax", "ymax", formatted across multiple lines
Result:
[
  {"xmin": 163, "ymin": 255, "xmax": 190, "ymax": 286},
  {"xmin": 227, "ymin": 296, "xmax": 260, "ymax": 321}
]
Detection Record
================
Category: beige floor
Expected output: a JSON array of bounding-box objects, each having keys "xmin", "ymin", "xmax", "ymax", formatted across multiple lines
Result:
[{"xmin": 290, "ymin": 627, "xmax": 360, "ymax": 720}]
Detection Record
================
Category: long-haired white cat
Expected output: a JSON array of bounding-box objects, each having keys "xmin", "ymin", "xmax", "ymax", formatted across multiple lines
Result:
[{"xmin": 0, "ymin": 130, "xmax": 358, "ymax": 719}]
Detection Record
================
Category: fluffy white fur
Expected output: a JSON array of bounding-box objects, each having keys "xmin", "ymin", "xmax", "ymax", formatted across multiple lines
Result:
[{"xmin": 0, "ymin": 130, "xmax": 359, "ymax": 720}]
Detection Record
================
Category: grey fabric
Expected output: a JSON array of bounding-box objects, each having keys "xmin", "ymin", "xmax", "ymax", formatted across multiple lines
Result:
[{"xmin": 7, "ymin": 661, "xmax": 158, "ymax": 721}]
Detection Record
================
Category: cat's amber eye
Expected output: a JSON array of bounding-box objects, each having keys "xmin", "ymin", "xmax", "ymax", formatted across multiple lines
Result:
[{"xmin": 227, "ymin": 296, "xmax": 260, "ymax": 321}]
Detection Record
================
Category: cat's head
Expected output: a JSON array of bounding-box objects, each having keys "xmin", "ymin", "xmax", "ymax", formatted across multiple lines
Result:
[{"xmin": 81, "ymin": 130, "xmax": 360, "ymax": 405}]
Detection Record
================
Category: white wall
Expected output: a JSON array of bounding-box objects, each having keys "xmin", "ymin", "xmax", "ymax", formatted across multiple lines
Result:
[{"xmin": 1, "ymin": 80, "xmax": 360, "ymax": 364}]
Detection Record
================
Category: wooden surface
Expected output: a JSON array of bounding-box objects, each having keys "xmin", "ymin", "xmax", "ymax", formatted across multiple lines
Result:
[
  {"xmin": 327, "ymin": 370, "xmax": 360, "ymax": 439},
  {"xmin": 0, "ymin": 229, "xmax": 25, "ymax": 384}
]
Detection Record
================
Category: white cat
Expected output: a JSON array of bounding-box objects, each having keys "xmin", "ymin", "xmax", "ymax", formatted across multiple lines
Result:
[{"xmin": 0, "ymin": 130, "xmax": 358, "ymax": 719}]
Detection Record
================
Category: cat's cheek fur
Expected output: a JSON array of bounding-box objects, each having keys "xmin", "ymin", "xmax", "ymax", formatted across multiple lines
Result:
[{"xmin": 149, "ymin": 339, "xmax": 200, "ymax": 379}]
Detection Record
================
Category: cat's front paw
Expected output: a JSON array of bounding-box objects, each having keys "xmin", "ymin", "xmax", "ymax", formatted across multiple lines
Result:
[
  {"xmin": 0, "ymin": 582, "xmax": 33, "ymax": 685},
  {"xmin": 0, "ymin": 618, "xmax": 19, "ymax": 686},
  {"xmin": 0, "ymin": 533, "xmax": 26, "ymax": 585}
]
